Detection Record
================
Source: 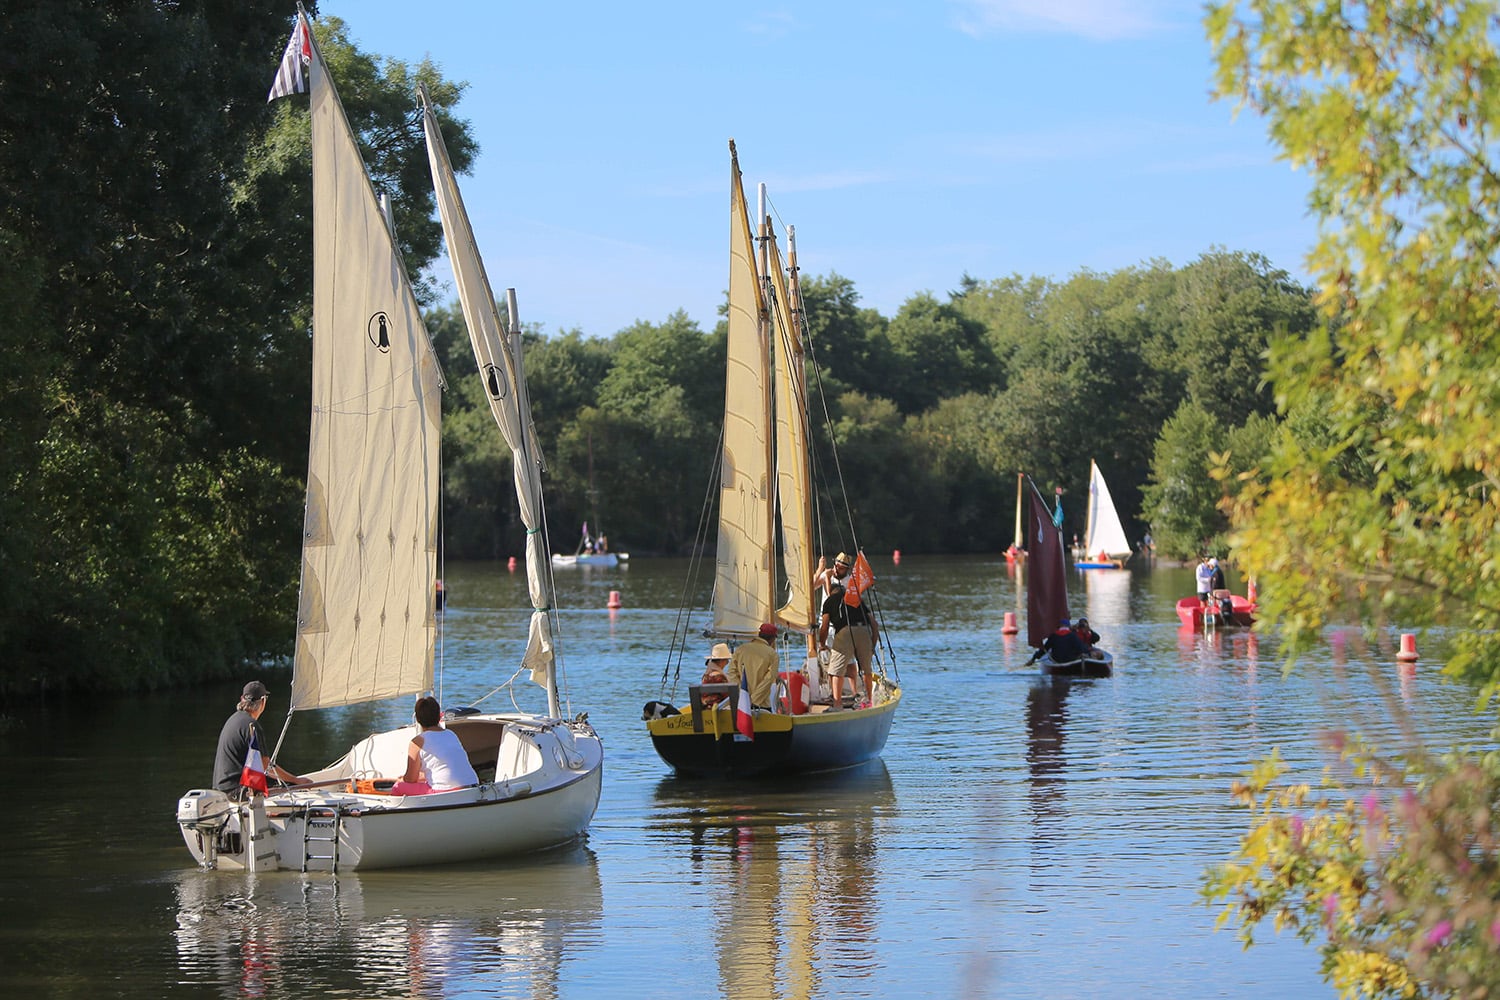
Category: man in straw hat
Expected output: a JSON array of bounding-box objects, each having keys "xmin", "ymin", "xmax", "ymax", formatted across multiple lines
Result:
[{"xmin": 700, "ymin": 641, "xmax": 732, "ymax": 707}]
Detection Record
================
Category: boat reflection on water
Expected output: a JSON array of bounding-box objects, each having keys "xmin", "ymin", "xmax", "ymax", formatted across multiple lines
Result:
[
  {"xmin": 1025, "ymin": 678, "xmax": 1074, "ymax": 826},
  {"xmin": 172, "ymin": 844, "xmax": 602, "ymax": 999},
  {"xmin": 650, "ymin": 762, "xmax": 896, "ymax": 997},
  {"xmin": 1082, "ymin": 567, "xmax": 1131, "ymax": 633}
]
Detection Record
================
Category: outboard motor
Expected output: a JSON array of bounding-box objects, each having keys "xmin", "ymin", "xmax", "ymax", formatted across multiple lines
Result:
[{"xmin": 177, "ymin": 789, "xmax": 237, "ymax": 867}]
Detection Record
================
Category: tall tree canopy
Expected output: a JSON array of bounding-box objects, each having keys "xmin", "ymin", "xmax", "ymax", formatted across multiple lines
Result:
[{"xmin": 0, "ymin": 3, "xmax": 475, "ymax": 695}]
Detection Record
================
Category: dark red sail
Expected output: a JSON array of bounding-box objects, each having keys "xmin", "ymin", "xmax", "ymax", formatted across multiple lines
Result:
[{"xmin": 1026, "ymin": 478, "xmax": 1071, "ymax": 649}]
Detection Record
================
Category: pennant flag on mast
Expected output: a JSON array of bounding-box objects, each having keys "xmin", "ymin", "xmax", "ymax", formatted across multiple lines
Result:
[
  {"xmin": 843, "ymin": 551, "xmax": 875, "ymax": 608},
  {"xmin": 267, "ymin": 12, "xmax": 312, "ymax": 101},
  {"xmin": 240, "ymin": 729, "xmax": 269, "ymax": 794}
]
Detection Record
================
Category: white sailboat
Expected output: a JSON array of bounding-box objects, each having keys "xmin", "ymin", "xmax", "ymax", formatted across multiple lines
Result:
[
  {"xmin": 1075, "ymin": 459, "xmax": 1132, "ymax": 569},
  {"xmin": 643, "ymin": 142, "xmax": 901, "ymax": 776},
  {"xmin": 175, "ymin": 11, "xmax": 601, "ymax": 872}
]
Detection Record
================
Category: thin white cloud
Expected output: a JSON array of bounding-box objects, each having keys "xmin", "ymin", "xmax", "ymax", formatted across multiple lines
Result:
[
  {"xmin": 952, "ymin": 0, "xmax": 1183, "ymax": 41},
  {"xmin": 739, "ymin": 10, "xmax": 797, "ymax": 38}
]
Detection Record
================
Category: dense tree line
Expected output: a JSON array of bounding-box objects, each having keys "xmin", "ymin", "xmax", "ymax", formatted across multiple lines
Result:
[{"xmin": 0, "ymin": 0, "xmax": 1317, "ymax": 698}]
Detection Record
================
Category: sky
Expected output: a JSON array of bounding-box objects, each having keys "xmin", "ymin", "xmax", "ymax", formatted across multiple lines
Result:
[{"xmin": 315, "ymin": 0, "xmax": 1316, "ymax": 339}]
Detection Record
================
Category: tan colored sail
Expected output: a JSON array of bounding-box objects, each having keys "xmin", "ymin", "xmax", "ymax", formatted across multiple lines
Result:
[
  {"xmin": 293, "ymin": 40, "xmax": 441, "ymax": 711},
  {"xmin": 712, "ymin": 142, "xmax": 773, "ymax": 636},
  {"xmin": 768, "ymin": 229, "xmax": 814, "ymax": 631},
  {"xmin": 421, "ymin": 93, "xmax": 557, "ymax": 707}
]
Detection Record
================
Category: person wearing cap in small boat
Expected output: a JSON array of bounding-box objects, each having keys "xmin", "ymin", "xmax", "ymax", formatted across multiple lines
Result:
[
  {"xmin": 1071, "ymin": 616, "xmax": 1101, "ymax": 657},
  {"xmin": 726, "ymin": 622, "xmax": 780, "ymax": 710},
  {"xmin": 213, "ymin": 680, "xmax": 308, "ymax": 796},
  {"xmin": 700, "ymin": 641, "xmax": 732, "ymax": 707},
  {"xmin": 1028, "ymin": 618, "xmax": 1086, "ymax": 664}
]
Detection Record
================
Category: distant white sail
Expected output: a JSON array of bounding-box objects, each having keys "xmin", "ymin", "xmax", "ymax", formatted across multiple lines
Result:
[{"xmin": 1082, "ymin": 459, "xmax": 1131, "ymax": 561}]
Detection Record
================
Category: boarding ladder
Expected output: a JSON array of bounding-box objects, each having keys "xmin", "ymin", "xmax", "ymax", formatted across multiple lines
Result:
[{"xmin": 301, "ymin": 805, "xmax": 342, "ymax": 873}]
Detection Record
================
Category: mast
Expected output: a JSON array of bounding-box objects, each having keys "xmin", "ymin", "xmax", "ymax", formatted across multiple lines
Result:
[
  {"xmin": 757, "ymin": 181, "xmax": 776, "ymax": 621},
  {"xmin": 785, "ymin": 224, "xmax": 817, "ymax": 634},
  {"xmin": 1013, "ymin": 471, "xmax": 1023, "ymax": 550}
]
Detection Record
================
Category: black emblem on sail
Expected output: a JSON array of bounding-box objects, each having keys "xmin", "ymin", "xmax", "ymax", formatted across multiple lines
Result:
[
  {"xmin": 368, "ymin": 312, "xmax": 391, "ymax": 353},
  {"xmin": 483, "ymin": 363, "xmax": 508, "ymax": 400}
]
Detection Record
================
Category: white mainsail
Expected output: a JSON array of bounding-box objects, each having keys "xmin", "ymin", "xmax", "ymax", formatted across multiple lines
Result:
[
  {"xmin": 1082, "ymin": 459, "xmax": 1132, "ymax": 561},
  {"xmin": 712, "ymin": 142, "xmax": 774, "ymax": 636},
  {"xmin": 292, "ymin": 30, "xmax": 442, "ymax": 712},
  {"xmin": 420, "ymin": 91, "xmax": 558, "ymax": 711}
]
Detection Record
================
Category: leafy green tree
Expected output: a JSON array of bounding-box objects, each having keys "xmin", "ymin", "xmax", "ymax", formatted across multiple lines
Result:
[
  {"xmin": 884, "ymin": 292, "xmax": 1001, "ymax": 414},
  {"xmin": 1174, "ymin": 249, "xmax": 1316, "ymax": 429},
  {"xmin": 1201, "ymin": 2, "xmax": 1500, "ymax": 995},
  {"xmin": 0, "ymin": 3, "xmax": 476, "ymax": 695},
  {"xmin": 1140, "ymin": 401, "xmax": 1227, "ymax": 560}
]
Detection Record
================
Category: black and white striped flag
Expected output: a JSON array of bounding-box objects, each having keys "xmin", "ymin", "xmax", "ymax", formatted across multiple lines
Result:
[{"xmin": 267, "ymin": 13, "xmax": 311, "ymax": 102}]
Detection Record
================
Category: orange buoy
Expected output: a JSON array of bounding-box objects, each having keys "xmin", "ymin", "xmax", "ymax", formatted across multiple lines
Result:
[
  {"xmin": 507, "ymin": 556, "xmax": 517, "ymax": 572},
  {"xmin": 1247, "ymin": 575, "xmax": 1257, "ymax": 603},
  {"xmin": 1001, "ymin": 611, "xmax": 1019, "ymax": 635},
  {"xmin": 1396, "ymin": 632, "xmax": 1418, "ymax": 661},
  {"xmin": 607, "ymin": 590, "xmax": 623, "ymax": 609}
]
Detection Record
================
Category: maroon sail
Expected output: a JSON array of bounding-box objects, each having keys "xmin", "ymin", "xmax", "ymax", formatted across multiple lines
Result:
[{"xmin": 1026, "ymin": 478, "xmax": 1071, "ymax": 650}]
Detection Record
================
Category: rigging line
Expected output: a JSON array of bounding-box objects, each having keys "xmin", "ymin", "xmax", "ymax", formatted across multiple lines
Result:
[
  {"xmin": 662, "ymin": 419, "xmax": 726, "ymax": 695},
  {"xmin": 802, "ymin": 309, "xmax": 861, "ymax": 559}
]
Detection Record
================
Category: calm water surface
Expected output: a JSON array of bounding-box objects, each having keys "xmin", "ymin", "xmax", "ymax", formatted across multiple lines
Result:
[{"xmin": 2, "ymin": 555, "xmax": 1490, "ymax": 999}]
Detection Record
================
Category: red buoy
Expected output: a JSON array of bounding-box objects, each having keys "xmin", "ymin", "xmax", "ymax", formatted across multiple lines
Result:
[
  {"xmin": 1001, "ymin": 611, "xmax": 1019, "ymax": 635},
  {"xmin": 1396, "ymin": 632, "xmax": 1418, "ymax": 661},
  {"xmin": 607, "ymin": 590, "xmax": 623, "ymax": 609}
]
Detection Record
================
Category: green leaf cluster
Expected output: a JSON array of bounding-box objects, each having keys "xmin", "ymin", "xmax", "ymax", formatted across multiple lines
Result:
[{"xmin": 1201, "ymin": 1, "xmax": 1500, "ymax": 994}]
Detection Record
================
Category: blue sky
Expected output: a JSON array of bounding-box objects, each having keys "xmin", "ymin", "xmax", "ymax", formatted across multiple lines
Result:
[{"xmin": 316, "ymin": 0, "xmax": 1315, "ymax": 338}]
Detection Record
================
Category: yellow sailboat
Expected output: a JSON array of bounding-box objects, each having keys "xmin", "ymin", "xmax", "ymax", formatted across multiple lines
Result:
[{"xmin": 643, "ymin": 142, "xmax": 901, "ymax": 776}]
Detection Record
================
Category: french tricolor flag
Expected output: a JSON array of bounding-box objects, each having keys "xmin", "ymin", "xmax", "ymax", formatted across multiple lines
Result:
[
  {"xmin": 734, "ymin": 671, "xmax": 755, "ymax": 742},
  {"xmin": 240, "ymin": 730, "xmax": 269, "ymax": 794}
]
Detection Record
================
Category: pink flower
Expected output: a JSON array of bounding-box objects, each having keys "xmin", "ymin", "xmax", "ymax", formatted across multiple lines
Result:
[
  {"xmin": 1490, "ymin": 920, "xmax": 1500, "ymax": 945},
  {"xmin": 1426, "ymin": 921, "xmax": 1453, "ymax": 948},
  {"xmin": 1362, "ymin": 793, "xmax": 1381, "ymax": 819},
  {"xmin": 1289, "ymin": 814, "xmax": 1305, "ymax": 843},
  {"xmin": 1322, "ymin": 894, "xmax": 1339, "ymax": 928}
]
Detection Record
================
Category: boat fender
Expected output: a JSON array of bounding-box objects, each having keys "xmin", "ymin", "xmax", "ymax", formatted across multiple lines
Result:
[
  {"xmin": 444, "ymin": 705, "xmax": 481, "ymax": 718},
  {"xmin": 777, "ymin": 671, "xmax": 808, "ymax": 715}
]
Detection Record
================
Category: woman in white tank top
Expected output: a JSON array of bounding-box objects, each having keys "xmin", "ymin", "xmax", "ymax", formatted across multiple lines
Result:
[{"xmin": 396, "ymin": 696, "xmax": 479, "ymax": 793}]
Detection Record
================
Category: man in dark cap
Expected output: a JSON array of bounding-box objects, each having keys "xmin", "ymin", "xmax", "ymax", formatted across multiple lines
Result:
[{"xmin": 213, "ymin": 680, "xmax": 307, "ymax": 795}]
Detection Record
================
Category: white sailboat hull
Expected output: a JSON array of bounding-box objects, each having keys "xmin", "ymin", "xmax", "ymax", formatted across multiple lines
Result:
[
  {"xmin": 179, "ymin": 715, "xmax": 603, "ymax": 872},
  {"xmin": 551, "ymin": 552, "xmax": 625, "ymax": 568}
]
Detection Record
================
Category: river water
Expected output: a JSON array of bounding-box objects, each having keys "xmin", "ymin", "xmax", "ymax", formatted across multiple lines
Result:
[{"xmin": 1, "ymin": 555, "xmax": 1488, "ymax": 999}]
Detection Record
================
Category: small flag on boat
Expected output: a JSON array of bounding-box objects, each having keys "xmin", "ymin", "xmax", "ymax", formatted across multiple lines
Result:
[
  {"xmin": 734, "ymin": 671, "xmax": 755, "ymax": 742},
  {"xmin": 1052, "ymin": 487, "xmax": 1065, "ymax": 529},
  {"xmin": 240, "ymin": 729, "xmax": 269, "ymax": 794},
  {"xmin": 267, "ymin": 13, "xmax": 312, "ymax": 102},
  {"xmin": 843, "ymin": 551, "xmax": 875, "ymax": 607}
]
